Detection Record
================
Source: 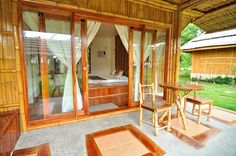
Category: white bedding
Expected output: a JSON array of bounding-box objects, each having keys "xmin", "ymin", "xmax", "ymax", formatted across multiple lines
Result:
[{"xmin": 88, "ymin": 74, "xmax": 128, "ymax": 84}]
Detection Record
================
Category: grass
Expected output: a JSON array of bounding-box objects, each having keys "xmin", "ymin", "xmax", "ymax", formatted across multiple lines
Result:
[{"xmin": 179, "ymin": 76, "xmax": 236, "ymax": 111}]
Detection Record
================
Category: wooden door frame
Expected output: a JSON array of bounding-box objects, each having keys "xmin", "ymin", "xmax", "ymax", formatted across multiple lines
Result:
[{"xmin": 18, "ymin": 0, "xmax": 173, "ymax": 128}]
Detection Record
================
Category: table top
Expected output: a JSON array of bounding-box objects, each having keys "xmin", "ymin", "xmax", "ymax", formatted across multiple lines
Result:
[
  {"xmin": 159, "ymin": 82, "xmax": 204, "ymax": 91},
  {"xmin": 86, "ymin": 124, "xmax": 165, "ymax": 156}
]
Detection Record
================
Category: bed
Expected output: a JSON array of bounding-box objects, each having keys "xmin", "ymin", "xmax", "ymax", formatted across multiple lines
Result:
[
  {"xmin": 88, "ymin": 74, "xmax": 128, "ymax": 108},
  {"xmin": 88, "ymin": 74, "xmax": 128, "ymax": 84}
]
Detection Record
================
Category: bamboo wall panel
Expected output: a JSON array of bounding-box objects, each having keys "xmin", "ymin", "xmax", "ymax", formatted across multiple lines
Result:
[
  {"xmin": 37, "ymin": 0, "xmax": 174, "ymax": 24},
  {"xmin": 191, "ymin": 47, "xmax": 236, "ymax": 76},
  {"xmin": 0, "ymin": 0, "xmax": 26, "ymax": 131}
]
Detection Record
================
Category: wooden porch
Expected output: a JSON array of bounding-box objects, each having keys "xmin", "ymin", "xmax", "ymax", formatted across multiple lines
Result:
[{"xmin": 0, "ymin": 0, "xmax": 236, "ymax": 155}]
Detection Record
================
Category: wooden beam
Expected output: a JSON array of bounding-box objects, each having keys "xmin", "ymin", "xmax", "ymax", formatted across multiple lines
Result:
[
  {"xmin": 128, "ymin": 28, "xmax": 133, "ymax": 107},
  {"xmin": 18, "ymin": 2, "xmax": 29, "ymax": 130},
  {"xmin": 183, "ymin": 9, "xmax": 204, "ymax": 18},
  {"xmin": 192, "ymin": 3, "xmax": 236, "ymax": 24},
  {"xmin": 174, "ymin": 11, "xmax": 182, "ymax": 83},
  {"xmin": 140, "ymin": 25, "xmax": 145, "ymax": 85},
  {"xmin": 81, "ymin": 19, "xmax": 89, "ymax": 114},
  {"xmin": 178, "ymin": 0, "xmax": 209, "ymax": 11},
  {"xmin": 163, "ymin": 28, "xmax": 171, "ymax": 101},
  {"xmin": 127, "ymin": 0, "xmax": 177, "ymax": 11},
  {"xmin": 38, "ymin": 13, "xmax": 50, "ymax": 117},
  {"xmin": 152, "ymin": 31, "xmax": 157, "ymax": 91},
  {"xmin": 71, "ymin": 13, "xmax": 77, "ymax": 116}
]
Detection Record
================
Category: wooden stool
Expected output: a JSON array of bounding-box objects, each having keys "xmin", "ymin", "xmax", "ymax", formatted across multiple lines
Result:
[{"xmin": 186, "ymin": 96, "xmax": 213, "ymax": 124}]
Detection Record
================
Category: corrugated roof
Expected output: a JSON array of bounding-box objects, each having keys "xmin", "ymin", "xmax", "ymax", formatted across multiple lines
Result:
[{"xmin": 181, "ymin": 29, "xmax": 236, "ymax": 52}]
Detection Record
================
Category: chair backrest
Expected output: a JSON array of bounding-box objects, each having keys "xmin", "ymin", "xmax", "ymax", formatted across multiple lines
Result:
[{"xmin": 138, "ymin": 83, "xmax": 155, "ymax": 105}]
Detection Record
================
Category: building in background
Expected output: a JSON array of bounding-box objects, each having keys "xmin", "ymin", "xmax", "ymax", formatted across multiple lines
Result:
[{"xmin": 181, "ymin": 29, "xmax": 236, "ymax": 80}]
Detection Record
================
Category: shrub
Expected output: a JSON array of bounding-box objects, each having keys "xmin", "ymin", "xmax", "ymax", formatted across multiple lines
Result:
[
  {"xmin": 191, "ymin": 77, "xmax": 198, "ymax": 81},
  {"xmin": 222, "ymin": 77, "xmax": 233, "ymax": 85},
  {"xmin": 214, "ymin": 76, "xmax": 224, "ymax": 84},
  {"xmin": 207, "ymin": 78, "xmax": 214, "ymax": 83},
  {"xmin": 179, "ymin": 68, "xmax": 191, "ymax": 77}
]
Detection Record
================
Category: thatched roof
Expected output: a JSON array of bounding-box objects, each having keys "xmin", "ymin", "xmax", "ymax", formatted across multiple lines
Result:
[
  {"xmin": 134, "ymin": 0, "xmax": 236, "ymax": 32},
  {"xmin": 181, "ymin": 29, "xmax": 236, "ymax": 52}
]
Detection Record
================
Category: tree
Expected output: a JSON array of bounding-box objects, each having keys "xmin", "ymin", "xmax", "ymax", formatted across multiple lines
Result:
[
  {"xmin": 181, "ymin": 23, "xmax": 203, "ymax": 46},
  {"xmin": 180, "ymin": 23, "xmax": 203, "ymax": 67}
]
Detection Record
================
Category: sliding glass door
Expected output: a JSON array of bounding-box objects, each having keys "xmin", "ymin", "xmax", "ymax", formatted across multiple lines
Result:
[{"xmin": 23, "ymin": 11, "xmax": 77, "ymax": 121}]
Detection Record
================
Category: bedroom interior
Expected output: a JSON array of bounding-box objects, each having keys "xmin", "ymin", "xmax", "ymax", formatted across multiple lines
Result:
[{"xmin": 87, "ymin": 22, "xmax": 129, "ymax": 112}]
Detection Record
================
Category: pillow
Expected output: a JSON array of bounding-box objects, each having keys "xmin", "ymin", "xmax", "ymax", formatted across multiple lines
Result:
[
  {"xmin": 110, "ymin": 70, "xmax": 116, "ymax": 76},
  {"xmin": 115, "ymin": 70, "xmax": 124, "ymax": 79}
]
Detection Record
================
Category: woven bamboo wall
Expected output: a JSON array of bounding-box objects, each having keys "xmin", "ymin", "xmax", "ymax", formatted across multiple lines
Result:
[
  {"xmin": 0, "ymin": 0, "xmax": 27, "ymax": 130},
  {"xmin": 191, "ymin": 47, "xmax": 236, "ymax": 76},
  {"xmin": 46, "ymin": 0, "xmax": 174, "ymax": 24}
]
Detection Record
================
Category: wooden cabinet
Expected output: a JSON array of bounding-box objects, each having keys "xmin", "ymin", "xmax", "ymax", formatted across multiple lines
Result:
[{"xmin": 0, "ymin": 110, "xmax": 20, "ymax": 156}]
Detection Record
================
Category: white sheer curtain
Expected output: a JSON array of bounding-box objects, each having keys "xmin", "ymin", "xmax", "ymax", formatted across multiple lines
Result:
[
  {"xmin": 115, "ymin": 25, "xmax": 129, "ymax": 51},
  {"xmin": 87, "ymin": 21, "xmax": 101, "ymax": 46},
  {"xmin": 144, "ymin": 32, "xmax": 153, "ymax": 61},
  {"xmin": 155, "ymin": 43, "xmax": 165, "ymax": 93},
  {"xmin": 133, "ymin": 31, "xmax": 142, "ymax": 101}
]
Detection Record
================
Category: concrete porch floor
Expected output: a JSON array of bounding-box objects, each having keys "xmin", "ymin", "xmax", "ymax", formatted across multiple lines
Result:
[{"xmin": 15, "ymin": 106, "xmax": 236, "ymax": 156}]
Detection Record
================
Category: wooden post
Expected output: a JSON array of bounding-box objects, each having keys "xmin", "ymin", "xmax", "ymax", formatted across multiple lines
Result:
[
  {"xmin": 128, "ymin": 28, "xmax": 133, "ymax": 107},
  {"xmin": 81, "ymin": 19, "xmax": 89, "ymax": 114},
  {"xmin": 163, "ymin": 28, "xmax": 171, "ymax": 101},
  {"xmin": 152, "ymin": 31, "xmax": 157, "ymax": 91},
  {"xmin": 174, "ymin": 11, "xmax": 182, "ymax": 83},
  {"xmin": 140, "ymin": 25, "xmax": 145, "ymax": 85},
  {"xmin": 71, "ymin": 13, "xmax": 77, "ymax": 116},
  {"xmin": 16, "ymin": 2, "xmax": 27, "ymax": 131},
  {"xmin": 38, "ymin": 13, "xmax": 50, "ymax": 117}
]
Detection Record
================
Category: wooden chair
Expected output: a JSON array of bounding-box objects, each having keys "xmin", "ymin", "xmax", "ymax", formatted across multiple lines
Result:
[
  {"xmin": 184, "ymin": 82, "xmax": 213, "ymax": 124},
  {"xmin": 139, "ymin": 83, "xmax": 172, "ymax": 136}
]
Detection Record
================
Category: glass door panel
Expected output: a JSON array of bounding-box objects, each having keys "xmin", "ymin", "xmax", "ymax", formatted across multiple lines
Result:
[
  {"xmin": 23, "ymin": 11, "xmax": 74, "ymax": 121},
  {"xmin": 143, "ymin": 30, "xmax": 166, "ymax": 97},
  {"xmin": 155, "ymin": 31, "xmax": 166, "ymax": 96},
  {"xmin": 144, "ymin": 32, "xmax": 153, "ymax": 85},
  {"xmin": 133, "ymin": 30, "xmax": 142, "ymax": 102},
  {"xmin": 75, "ymin": 21, "xmax": 83, "ymax": 111}
]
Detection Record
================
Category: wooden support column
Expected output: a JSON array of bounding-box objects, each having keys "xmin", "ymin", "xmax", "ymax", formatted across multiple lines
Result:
[
  {"xmin": 71, "ymin": 13, "xmax": 77, "ymax": 116},
  {"xmin": 152, "ymin": 31, "xmax": 157, "ymax": 91},
  {"xmin": 163, "ymin": 28, "xmax": 171, "ymax": 101},
  {"xmin": 140, "ymin": 25, "xmax": 145, "ymax": 84},
  {"xmin": 128, "ymin": 28, "xmax": 133, "ymax": 107},
  {"xmin": 81, "ymin": 19, "xmax": 88, "ymax": 114},
  {"xmin": 38, "ymin": 13, "xmax": 50, "ymax": 117},
  {"xmin": 174, "ymin": 11, "xmax": 182, "ymax": 83},
  {"xmin": 17, "ymin": 2, "xmax": 27, "ymax": 131}
]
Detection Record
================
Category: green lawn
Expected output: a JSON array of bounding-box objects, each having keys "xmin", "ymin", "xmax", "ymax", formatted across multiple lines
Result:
[{"xmin": 179, "ymin": 76, "xmax": 236, "ymax": 111}]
